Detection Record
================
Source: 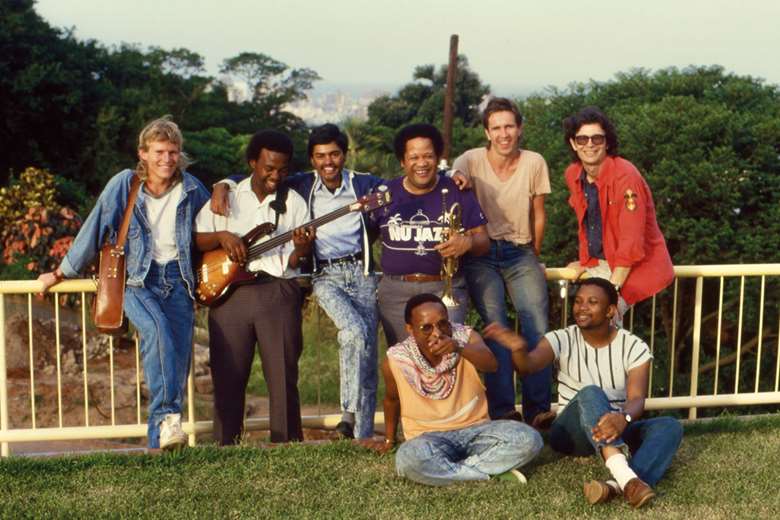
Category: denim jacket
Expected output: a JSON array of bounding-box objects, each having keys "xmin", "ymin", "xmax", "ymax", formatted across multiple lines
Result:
[
  {"xmin": 60, "ymin": 169, "xmax": 211, "ymax": 298},
  {"xmin": 288, "ymin": 169, "xmax": 385, "ymax": 275}
]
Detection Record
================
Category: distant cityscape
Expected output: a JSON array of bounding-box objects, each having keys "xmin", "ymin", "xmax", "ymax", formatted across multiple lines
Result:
[
  {"xmin": 287, "ymin": 88, "xmax": 386, "ymax": 125},
  {"xmin": 285, "ymin": 83, "xmax": 538, "ymax": 125}
]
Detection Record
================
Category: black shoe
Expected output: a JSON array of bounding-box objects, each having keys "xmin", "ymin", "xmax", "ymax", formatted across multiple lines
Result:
[{"xmin": 336, "ymin": 421, "xmax": 354, "ymax": 439}]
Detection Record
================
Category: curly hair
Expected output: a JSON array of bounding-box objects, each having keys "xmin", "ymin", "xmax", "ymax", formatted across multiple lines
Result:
[
  {"xmin": 393, "ymin": 124, "xmax": 444, "ymax": 161},
  {"xmin": 575, "ymin": 277, "xmax": 619, "ymax": 306},
  {"xmin": 562, "ymin": 106, "xmax": 619, "ymax": 161},
  {"xmin": 307, "ymin": 123, "xmax": 348, "ymax": 157},
  {"xmin": 404, "ymin": 293, "xmax": 447, "ymax": 324},
  {"xmin": 245, "ymin": 129, "xmax": 294, "ymax": 164}
]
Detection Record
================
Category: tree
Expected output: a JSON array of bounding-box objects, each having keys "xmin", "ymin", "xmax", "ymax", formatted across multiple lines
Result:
[
  {"xmin": 366, "ymin": 56, "xmax": 489, "ymax": 129},
  {"xmin": 0, "ymin": 0, "xmax": 107, "ymax": 187},
  {"xmin": 519, "ymin": 66, "xmax": 780, "ymax": 268},
  {"xmin": 517, "ymin": 66, "xmax": 780, "ymax": 401},
  {"xmin": 349, "ymin": 55, "xmax": 490, "ymax": 176},
  {"xmin": 185, "ymin": 127, "xmax": 248, "ymax": 185},
  {"xmin": 0, "ymin": 1, "xmax": 321, "ymax": 195},
  {"xmin": 219, "ymin": 52, "xmax": 320, "ymax": 128}
]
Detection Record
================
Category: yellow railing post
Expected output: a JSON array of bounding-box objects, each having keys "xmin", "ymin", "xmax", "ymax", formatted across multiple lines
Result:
[
  {"xmin": 0, "ymin": 294, "xmax": 8, "ymax": 456},
  {"xmin": 688, "ymin": 277, "xmax": 704, "ymax": 420},
  {"xmin": 187, "ymin": 343, "xmax": 196, "ymax": 447}
]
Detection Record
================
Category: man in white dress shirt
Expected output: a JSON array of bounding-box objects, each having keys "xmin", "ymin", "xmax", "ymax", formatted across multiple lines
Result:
[{"xmin": 195, "ymin": 130, "xmax": 315, "ymax": 444}]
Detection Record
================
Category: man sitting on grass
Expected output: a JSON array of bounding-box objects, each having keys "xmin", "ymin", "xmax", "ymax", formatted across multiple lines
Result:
[
  {"xmin": 373, "ymin": 293, "xmax": 542, "ymax": 486},
  {"xmin": 484, "ymin": 278, "xmax": 682, "ymax": 508}
]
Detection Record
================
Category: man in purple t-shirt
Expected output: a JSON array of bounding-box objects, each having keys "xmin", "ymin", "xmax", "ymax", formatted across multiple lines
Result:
[{"xmin": 372, "ymin": 124, "xmax": 489, "ymax": 346}]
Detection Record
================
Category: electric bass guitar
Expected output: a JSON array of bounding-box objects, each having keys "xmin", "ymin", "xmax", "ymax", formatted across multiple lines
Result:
[{"xmin": 195, "ymin": 188, "xmax": 390, "ymax": 307}]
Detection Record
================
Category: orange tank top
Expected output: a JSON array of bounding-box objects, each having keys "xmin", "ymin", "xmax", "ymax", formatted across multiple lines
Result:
[{"xmin": 389, "ymin": 356, "xmax": 489, "ymax": 440}]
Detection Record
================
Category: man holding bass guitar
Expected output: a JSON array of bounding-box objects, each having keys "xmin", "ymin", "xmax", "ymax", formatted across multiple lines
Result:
[
  {"xmin": 195, "ymin": 129, "xmax": 315, "ymax": 444},
  {"xmin": 209, "ymin": 124, "xmax": 387, "ymax": 441}
]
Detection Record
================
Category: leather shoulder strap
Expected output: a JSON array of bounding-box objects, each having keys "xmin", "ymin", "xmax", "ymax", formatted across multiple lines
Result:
[
  {"xmin": 269, "ymin": 183, "xmax": 289, "ymax": 230},
  {"xmin": 115, "ymin": 174, "xmax": 142, "ymax": 248}
]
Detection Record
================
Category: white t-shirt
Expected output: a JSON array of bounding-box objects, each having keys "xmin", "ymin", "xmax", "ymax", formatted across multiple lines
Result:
[
  {"xmin": 544, "ymin": 325, "xmax": 653, "ymax": 413},
  {"xmin": 144, "ymin": 182, "xmax": 183, "ymax": 263},
  {"xmin": 194, "ymin": 178, "xmax": 309, "ymax": 278}
]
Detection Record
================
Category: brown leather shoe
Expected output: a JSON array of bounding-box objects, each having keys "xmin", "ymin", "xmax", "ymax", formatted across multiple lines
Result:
[
  {"xmin": 530, "ymin": 410, "xmax": 557, "ymax": 431},
  {"xmin": 623, "ymin": 478, "xmax": 656, "ymax": 508},
  {"xmin": 498, "ymin": 409, "xmax": 524, "ymax": 422},
  {"xmin": 583, "ymin": 480, "xmax": 618, "ymax": 504}
]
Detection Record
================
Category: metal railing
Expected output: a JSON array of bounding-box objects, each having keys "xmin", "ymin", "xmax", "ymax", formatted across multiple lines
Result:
[
  {"xmin": 551, "ymin": 265, "xmax": 780, "ymax": 418},
  {"xmin": 0, "ymin": 264, "xmax": 778, "ymax": 456}
]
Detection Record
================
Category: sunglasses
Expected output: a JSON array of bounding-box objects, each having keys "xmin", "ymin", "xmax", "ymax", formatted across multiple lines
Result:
[
  {"xmin": 417, "ymin": 319, "xmax": 452, "ymax": 336},
  {"xmin": 574, "ymin": 134, "xmax": 606, "ymax": 146}
]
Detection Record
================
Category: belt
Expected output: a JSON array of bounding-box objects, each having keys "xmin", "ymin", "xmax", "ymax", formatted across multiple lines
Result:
[
  {"xmin": 317, "ymin": 252, "xmax": 362, "ymax": 268},
  {"xmin": 385, "ymin": 273, "xmax": 444, "ymax": 282}
]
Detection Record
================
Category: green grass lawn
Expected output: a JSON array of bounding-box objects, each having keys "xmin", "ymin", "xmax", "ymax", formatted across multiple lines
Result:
[{"xmin": 1, "ymin": 415, "xmax": 778, "ymax": 519}]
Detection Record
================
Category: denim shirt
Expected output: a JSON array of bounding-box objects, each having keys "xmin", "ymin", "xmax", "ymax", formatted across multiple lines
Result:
[
  {"xmin": 60, "ymin": 169, "xmax": 211, "ymax": 298},
  {"xmin": 580, "ymin": 169, "xmax": 605, "ymax": 260},
  {"xmin": 294, "ymin": 169, "xmax": 385, "ymax": 274}
]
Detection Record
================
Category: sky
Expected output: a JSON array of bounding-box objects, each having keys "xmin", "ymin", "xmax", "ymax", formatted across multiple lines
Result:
[{"xmin": 36, "ymin": 0, "xmax": 780, "ymax": 97}]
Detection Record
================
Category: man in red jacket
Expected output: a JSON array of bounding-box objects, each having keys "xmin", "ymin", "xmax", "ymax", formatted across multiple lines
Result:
[{"xmin": 563, "ymin": 107, "xmax": 673, "ymax": 322}]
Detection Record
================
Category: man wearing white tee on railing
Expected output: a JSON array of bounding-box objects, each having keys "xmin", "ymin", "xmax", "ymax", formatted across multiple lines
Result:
[{"xmin": 484, "ymin": 277, "xmax": 683, "ymax": 509}]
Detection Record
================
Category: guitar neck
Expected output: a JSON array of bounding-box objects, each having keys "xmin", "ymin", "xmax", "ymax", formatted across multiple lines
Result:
[{"xmin": 246, "ymin": 204, "xmax": 354, "ymax": 260}]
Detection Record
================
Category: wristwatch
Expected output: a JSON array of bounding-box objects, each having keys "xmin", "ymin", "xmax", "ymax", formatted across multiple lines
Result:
[{"xmin": 624, "ymin": 413, "xmax": 633, "ymax": 423}]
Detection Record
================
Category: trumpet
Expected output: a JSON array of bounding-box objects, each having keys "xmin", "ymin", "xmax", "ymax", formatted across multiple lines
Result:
[{"xmin": 440, "ymin": 188, "xmax": 462, "ymax": 308}]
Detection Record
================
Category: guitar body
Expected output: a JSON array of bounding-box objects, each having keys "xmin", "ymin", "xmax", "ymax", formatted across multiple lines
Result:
[
  {"xmin": 195, "ymin": 248, "xmax": 257, "ymax": 307},
  {"xmin": 194, "ymin": 188, "xmax": 391, "ymax": 308}
]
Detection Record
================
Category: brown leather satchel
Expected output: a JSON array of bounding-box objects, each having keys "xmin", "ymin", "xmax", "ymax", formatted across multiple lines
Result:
[{"xmin": 92, "ymin": 174, "xmax": 142, "ymax": 335}]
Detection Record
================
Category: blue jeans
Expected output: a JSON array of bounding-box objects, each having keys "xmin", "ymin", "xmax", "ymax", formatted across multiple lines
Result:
[
  {"xmin": 124, "ymin": 261, "xmax": 194, "ymax": 448},
  {"xmin": 312, "ymin": 261, "xmax": 379, "ymax": 438},
  {"xmin": 463, "ymin": 240, "xmax": 551, "ymax": 422},
  {"xmin": 395, "ymin": 420, "xmax": 542, "ymax": 486},
  {"xmin": 549, "ymin": 385, "xmax": 683, "ymax": 487}
]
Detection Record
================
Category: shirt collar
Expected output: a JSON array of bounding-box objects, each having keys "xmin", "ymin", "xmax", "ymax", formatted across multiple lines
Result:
[
  {"xmin": 235, "ymin": 176, "xmax": 274, "ymax": 207},
  {"xmin": 313, "ymin": 169, "xmax": 350, "ymax": 195},
  {"xmin": 236, "ymin": 177, "xmax": 254, "ymax": 193}
]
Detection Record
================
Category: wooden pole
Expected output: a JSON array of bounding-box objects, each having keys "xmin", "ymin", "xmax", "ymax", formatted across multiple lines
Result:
[{"xmin": 441, "ymin": 34, "xmax": 459, "ymax": 166}]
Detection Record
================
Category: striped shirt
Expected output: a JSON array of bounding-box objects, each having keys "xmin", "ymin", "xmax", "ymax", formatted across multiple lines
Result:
[{"xmin": 544, "ymin": 325, "xmax": 653, "ymax": 413}]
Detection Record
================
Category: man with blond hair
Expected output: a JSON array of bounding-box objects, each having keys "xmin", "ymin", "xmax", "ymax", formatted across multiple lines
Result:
[{"xmin": 39, "ymin": 117, "xmax": 210, "ymax": 450}]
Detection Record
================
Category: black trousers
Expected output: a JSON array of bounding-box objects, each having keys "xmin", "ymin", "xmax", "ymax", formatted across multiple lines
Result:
[{"xmin": 208, "ymin": 278, "xmax": 303, "ymax": 444}]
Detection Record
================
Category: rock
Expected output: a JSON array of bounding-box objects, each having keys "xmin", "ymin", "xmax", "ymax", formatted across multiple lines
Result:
[
  {"xmin": 195, "ymin": 375, "xmax": 213, "ymax": 394},
  {"xmin": 4, "ymin": 314, "xmax": 35, "ymax": 371},
  {"xmin": 62, "ymin": 350, "xmax": 79, "ymax": 375},
  {"xmin": 193, "ymin": 343, "xmax": 210, "ymax": 376},
  {"xmin": 114, "ymin": 382, "xmax": 139, "ymax": 409},
  {"xmin": 86, "ymin": 335, "xmax": 112, "ymax": 360}
]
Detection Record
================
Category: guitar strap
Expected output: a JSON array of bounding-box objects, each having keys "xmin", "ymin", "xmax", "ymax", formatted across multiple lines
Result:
[{"xmin": 269, "ymin": 183, "xmax": 288, "ymax": 231}]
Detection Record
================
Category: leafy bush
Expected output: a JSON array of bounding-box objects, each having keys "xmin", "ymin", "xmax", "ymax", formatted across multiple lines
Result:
[{"xmin": 0, "ymin": 167, "xmax": 82, "ymax": 275}]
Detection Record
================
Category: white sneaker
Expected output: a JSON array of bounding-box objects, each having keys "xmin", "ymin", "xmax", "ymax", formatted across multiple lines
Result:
[
  {"xmin": 159, "ymin": 413, "xmax": 187, "ymax": 451},
  {"xmin": 493, "ymin": 468, "xmax": 528, "ymax": 484}
]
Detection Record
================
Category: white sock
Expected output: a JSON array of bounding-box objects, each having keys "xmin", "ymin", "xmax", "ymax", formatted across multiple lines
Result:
[
  {"xmin": 341, "ymin": 412, "xmax": 355, "ymax": 424},
  {"xmin": 604, "ymin": 453, "xmax": 638, "ymax": 490}
]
